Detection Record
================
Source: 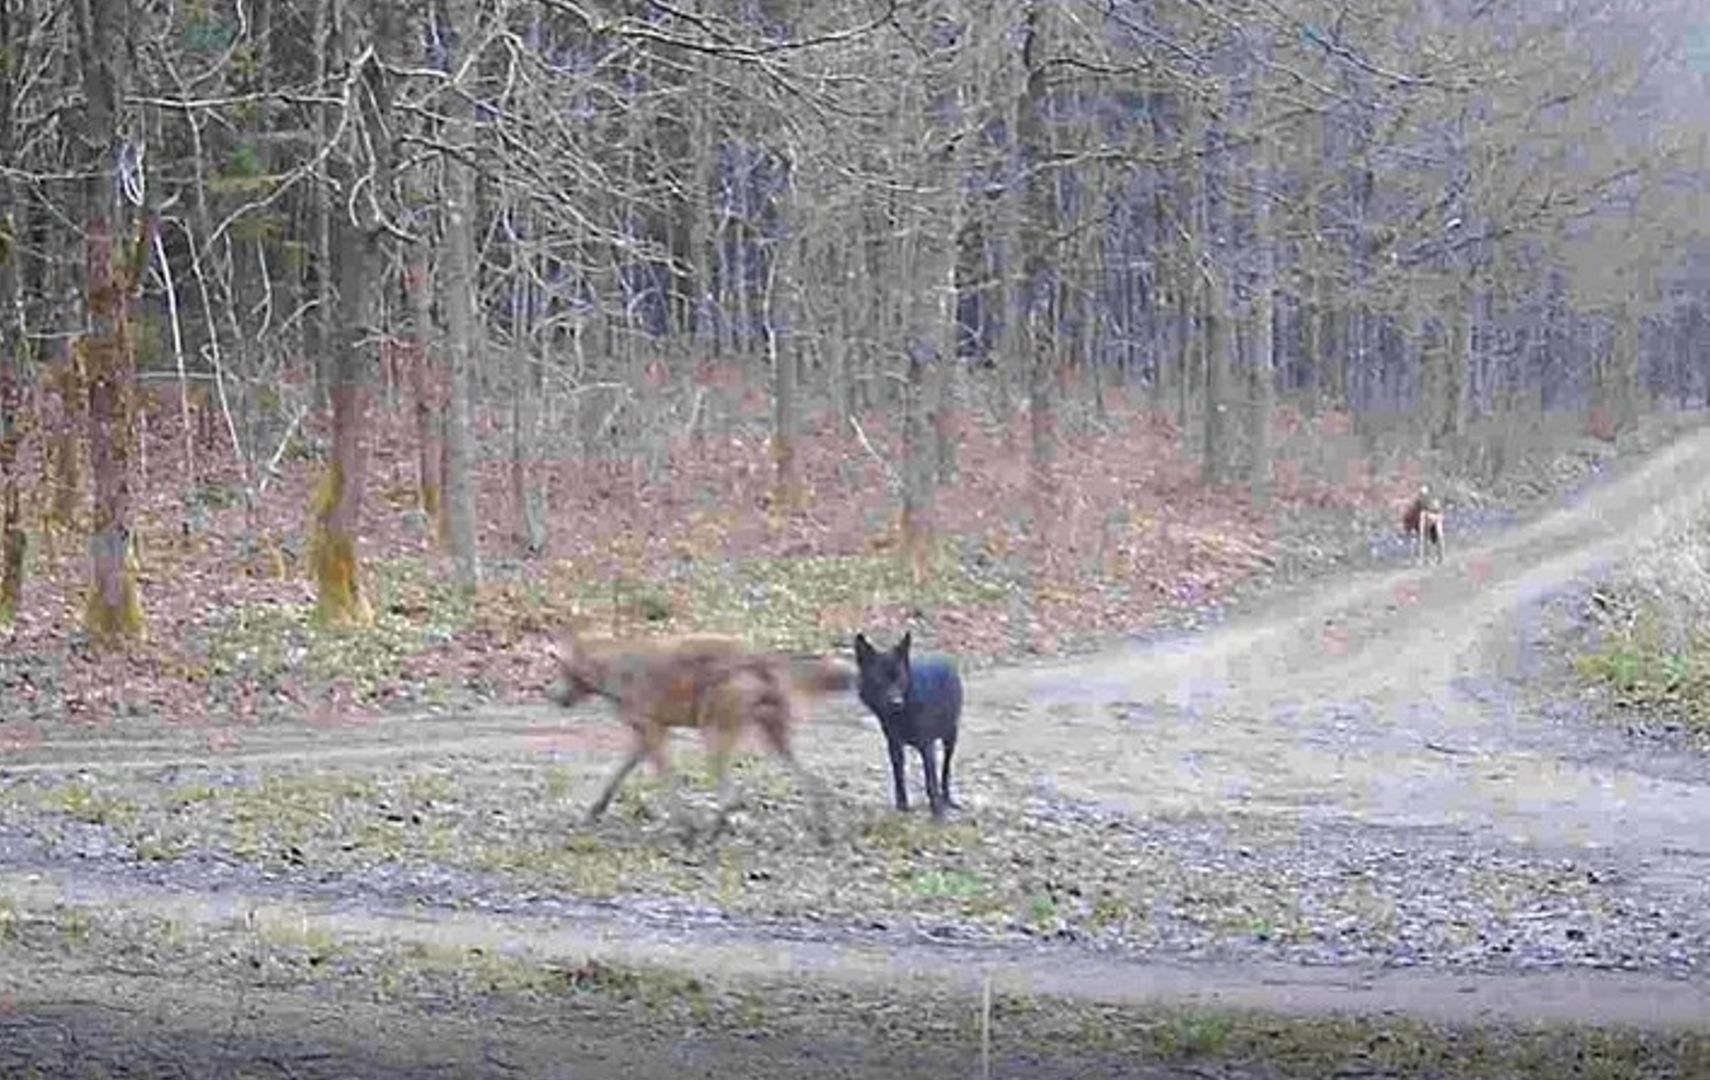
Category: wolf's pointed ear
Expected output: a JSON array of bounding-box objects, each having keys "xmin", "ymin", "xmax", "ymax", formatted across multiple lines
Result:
[
  {"xmin": 853, "ymin": 633, "xmax": 874, "ymax": 663},
  {"xmin": 897, "ymin": 631, "xmax": 912, "ymax": 659}
]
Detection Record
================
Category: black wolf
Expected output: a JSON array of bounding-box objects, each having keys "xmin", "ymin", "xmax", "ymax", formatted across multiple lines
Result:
[{"xmin": 853, "ymin": 631, "xmax": 963, "ymax": 819}]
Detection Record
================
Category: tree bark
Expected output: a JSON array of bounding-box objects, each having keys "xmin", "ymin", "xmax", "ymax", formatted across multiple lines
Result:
[
  {"xmin": 1193, "ymin": 106, "xmax": 1233, "ymax": 488},
  {"xmin": 1018, "ymin": 0, "xmax": 1055, "ymax": 504},
  {"xmin": 438, "ymin": 24, "xmax": 481, "ymax": 589},
  {"xmin": 1247, "ymin": 71, "xmax": 1277, "ymax": 506},
  {"xmin": 901, "ymin": 93, "xmax": 960, "ymax": 569},
  {"xmin": 405, "ymin": 236, "xmax": 443, "ymax": 530},
  {"xmin": 1201, "ymin": 285, "xmax": 1233, "ymax": 487},
  {"xmin": 311, "ymin": 204, "xmax": 376, "ymax": 627},
  {"xmin": 1172, "ymin": 259, "xmax": 1195, "ymax": 435},
  {"xmin": 932, "ymin": 218, "xmax": 963, "ymax": 488},
  {"xmin": 76, "ymin": 0, "xmax": 145, "ymax": 646},
  {"xmin": 508, "ymin": 209, "xmax": 547, "ymax": 558},
  {"xmin": 1611, "ymin": 282, "xmax": 1644, "ymax": 433},
  {"xmin": 0, "ymin": 198, "xmax": 23, "ymax": 622},
  {"xmin": 899, "ymin": 340, "xmax": 931, "ymax": 579},
  {"xmin": 767, "ymin": 182, "xmax": 802, "ymax": 514},
  {"xmin": 310, "ymin": 0, "xmax": 335, "ymax": 404},
  {"xmin": 0, "ymin": 18, "xmax": 25, "ymax": 622},
  {"xmin": 1436, "ymin": 277, "xmax": 1470, "ymax": 448},
  {"xmin": 1248, "ymin": 222, "xmax": 1276, "ymax": 505}
]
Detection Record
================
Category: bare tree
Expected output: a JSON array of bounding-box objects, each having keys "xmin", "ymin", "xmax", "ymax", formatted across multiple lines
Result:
[
  {"xmin": 309, "ymin": 6, "xmax": 398, "ymax": 628},
  {"xmin": 1247, "ymin": 92, "xmax": 1278, "ymax": 505},
  {"xmin": 0, "ymin": 200, "xmax": 23, "ymax": 621},
  {"xmin": 404, "ymin": 228, "xmax": 443, "ymax": 531},
  {"xmin": 436, "ymin": 0, "xmax": 481, "ymax": 590},
  {"xmin": 75, "ymin": 0, "xmax": 147, "ymax": 645},
  {"xmin": 0, "ymin": 0, "xmax": 35, "ymax": 622},
  {"xmin": 765, "ymin": 180, "xmax": 803, "ymax": 515},
  {"xmin": 1017, "ymin": 0, "xmax": 1055, "ymax": 506}
]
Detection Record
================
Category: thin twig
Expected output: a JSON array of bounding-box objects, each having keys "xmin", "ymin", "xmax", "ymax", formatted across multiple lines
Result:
[
  {"xmin": 682, "ymin": 385, "xmax": 706, "ymax": 441},
  {"xmin": 259, "ymin": 405, "xmax": 308, "ymax": 496},
  {"xmin": 149, "ymin": 226, "xmax": 196, "ymax": 488},
  {"xmin": 848, "ymin": 414, "xmax": 902, "ymax": 494}
]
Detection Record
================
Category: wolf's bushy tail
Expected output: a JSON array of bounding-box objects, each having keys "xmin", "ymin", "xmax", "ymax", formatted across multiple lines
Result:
[{"xmin": 786, "ymin": 656, "xmax": 856, "ymax": 696}]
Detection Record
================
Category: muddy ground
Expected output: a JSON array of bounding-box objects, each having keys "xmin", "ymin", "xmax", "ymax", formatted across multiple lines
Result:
[{"xmin": 4, "ymin": 425, "xmax": 1710, "ymax": 1077}]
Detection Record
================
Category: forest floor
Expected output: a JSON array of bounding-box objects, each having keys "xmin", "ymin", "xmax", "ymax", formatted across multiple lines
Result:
[{"xmin": 3, "ymin": 398, "xmax": 1710, "ymax": 1076}]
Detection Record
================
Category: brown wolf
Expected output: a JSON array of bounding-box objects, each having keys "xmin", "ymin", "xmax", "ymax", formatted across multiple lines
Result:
[
  {"xmin": 1401, "ymin": 485, "xmax": 1445, "ymax": 565},
  {"xmin": 547, "ymin": 630, "xmax": 852, "ymax": 839}
]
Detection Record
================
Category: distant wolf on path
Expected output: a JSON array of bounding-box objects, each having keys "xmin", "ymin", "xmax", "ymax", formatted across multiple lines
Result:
[
  {"xmin": 547, "ymin": 629, "xmax": 853, "ymax": 839},
  {"xmin": 1402, "ymin": 485, "xmax": 1446, "ymax": 565},
  {"xmin": 853, "ymin": 631, "xmax": 963, "ymax": 819}
]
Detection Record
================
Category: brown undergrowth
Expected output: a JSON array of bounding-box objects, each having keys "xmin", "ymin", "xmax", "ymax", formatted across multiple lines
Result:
[{"xmin": 0, "ymin": 373, "xmax": 1609, "ymax": 727}]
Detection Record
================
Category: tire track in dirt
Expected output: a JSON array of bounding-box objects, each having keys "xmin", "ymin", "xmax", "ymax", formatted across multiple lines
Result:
[{"xmin": 4, "ymin": 867, "xmax": 1709, "ymax": 1032}]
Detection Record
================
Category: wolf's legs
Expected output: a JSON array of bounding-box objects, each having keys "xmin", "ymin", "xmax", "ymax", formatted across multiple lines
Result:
[
  {"xmin": 702, "ymin": 727, "xmax": 742, "ymax": 842},
  {"xmin": 760, "ymin": 728, "xmax": 830, "ymax": 841},
  {"xmin": 939, "ymin": 734, "xmax": 958, "ymax": 810},
  {"xmin": 585, "ymin": 744, "xmax": 647, "ymax": 823},
  {"xmin": 885, "ymin": 737, "xmax": 910, "ymax": 811},
  {"xmin": 587, "ymin": 721, "xmax": 674, "ymax": 826},
  {"xmin": 918, "ymin": 741, "xmax": 946, "ymax": 820}
]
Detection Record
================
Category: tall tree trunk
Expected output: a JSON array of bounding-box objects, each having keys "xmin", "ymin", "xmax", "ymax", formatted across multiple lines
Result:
[
  {"xmin": 1201, "ymin": 287, "xmax": 1232, "ymax": 487},
  {"xmin": 439, "ymin": 40, "xmax": 481, "ymax": 590},
  {"xmin": 988, "ymin": 178, "xmax": 1019, "ymax": 441},
  {"xmin": 901, "ymin": 70, "xmax": 962, "ymax": 569},
  {"xmin": 0, "ymin": 13, "xmax": 25, "ymax": 623},
  {"xmin": 931, "ymin": 12, "xmax": 985, "ymax": 487},
  {"xmin": 932, "ymin": 214, "xmax": 964, "ymax": 487},
  {"xmin": 509, "ymin": 209, "xmax": 547, "ymax": 557},
  {"xmin": 0, "ymin": 196, "xmax": 23, "ymax": 622},
  {"xmin": 810, "ymin": 225, "xmax": 855, "ymax": 427},
  {"xmin": 76, "ymin": 0, "xmax": 145, "ymax": 645},
  {"xmin": 1018, "ymin": 0, "xmax": 1055, "ymax": 504},
  {"xmin": 1247, "ymin": 80, "xmax": 1277, "ymax": 506},
  {"xmin": 1614, "ymin": 305, "xmax": 1639, "ymax": 431},
  {"xmin": 310, "ymin": 4, "xmax": 402, "ymax": 626},
  {"xmin": 311, "ymin": 205, "xmax": 376, "ymax": 627},
  {"xmin": 46, "ymin": 346, "xmax": 82, "ymax": 538},
  {"xmin": 1194, "ymin": 110, "xmax": 1233, "ymax": 488},
  {"xmin": 768, "ymin": 192, "xmax": 802, "ymax": 514},
  {"xmin": 1611, "ymin": 289, "xmax": 1643, "ymax": 434},
  {"xmin": 1437, "ymin": 276, "xmax": 1470, "ymax": 447},
  {"xmin": 896, "ymin": 53, "xmax": 955, "ymax": 571},
  {"xmin": 1173, "ymin": 261, "xmax": 1195, "ymax": 434},
  {"xmin": 405, "ymin": 237, "xmax": 443, "ymax": 530},
  {"xmin": 1248, "ymin": 255, "xmax": 1276, "ymax": 504},
  {"xmin": 311, "ymin": 0, "xmax": 335, "ymax": 403}
]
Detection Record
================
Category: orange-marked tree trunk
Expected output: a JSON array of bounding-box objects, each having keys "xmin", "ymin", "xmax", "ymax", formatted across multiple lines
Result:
[
  {"xmin": 76, "ymin": 0, "xmax": 145, "ymax": 646},
  {"xmin": 308, "ymin": 8, "xmax": 398, "ymax": 629},
  {"xmin": 310, "ymin": 207, "xmax": 377, "ymax": 628}
]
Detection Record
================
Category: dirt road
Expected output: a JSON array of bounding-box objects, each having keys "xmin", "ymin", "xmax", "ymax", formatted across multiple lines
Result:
[
  {"xmin": 977, "ymin": 422, "xmax": 1710, "ymax": 860},
  {"xmin": 5, "ymin": 424, "xmax": 1710, "ymax": 1075}
]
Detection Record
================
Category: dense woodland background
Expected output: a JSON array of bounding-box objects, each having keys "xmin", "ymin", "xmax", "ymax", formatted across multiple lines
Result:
[{"xmin": 1, "ymin": 0, "xmax": 1709, "ymax": 721}]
